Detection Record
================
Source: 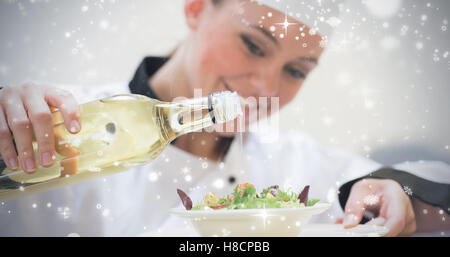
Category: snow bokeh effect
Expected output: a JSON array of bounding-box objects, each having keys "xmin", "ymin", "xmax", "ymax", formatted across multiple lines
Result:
[
  {"xmin": 0, "ymin": 0, "xmax": 186, "ymax": 84},
  {"xmin": 281, "ymin": 0, "xmax": 450, "ymax": 165},
  {"xmin": 0, "ymin": 0, "xmax": 448, "ymax": 166}
]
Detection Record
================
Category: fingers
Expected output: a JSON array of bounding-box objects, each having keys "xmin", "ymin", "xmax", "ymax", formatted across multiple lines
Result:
[
  {"xmin": 22, "ymin": 92, "xmax": 55, "ymax": 168},
  {"xmin": 383, "ymin": 215, "xmax": 406, "ymax": 237},
  {"xmin": 398, "ymin": 219, "xmax": 417, "ymax": 236},
  {"xmin": 0, "ymin": 105, "xmax": 18, "ymax": 170},
  {"xmin": 366, "ymin": 217, "xmax": 386, "ymax": 226},
  {"xmin": 398, "ymin": 198, "xmax": 417, "ymax": 236},
  {"xmin": 343, "ymin": 181, "xmax": 370, "ymax": 228},
  {"xmin": 44, "ymin": 88, "xmax": 81, "ymax": 134},
  {"xmin": 4, "ymin": 94, "xmax": 36, "ymax": 173},
  {"xmin": 380, "ymin": 190, "xmax": 407, "ymax": 236},
  {"xmin": 342, "ymin": 179, "xmax": 417, "ymax": 237},
  {"xmin": 334, "ymin": 218, "xmax": 344, "ymax": 224}
]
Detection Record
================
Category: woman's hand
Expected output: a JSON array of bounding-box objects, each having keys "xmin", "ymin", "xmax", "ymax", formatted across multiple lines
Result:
[
  {"xmin": 0, "ymin": 83, "xmax": 81, "ymax": 173},
  {"xmin": 335, "ymin": 178, "xmax": 417, "ymax": 236}
]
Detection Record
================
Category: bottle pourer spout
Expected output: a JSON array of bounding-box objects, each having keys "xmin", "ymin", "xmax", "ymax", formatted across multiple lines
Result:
[{"xmin": 208, "ymin": 91, "xmax": 243, "ymax": 124}]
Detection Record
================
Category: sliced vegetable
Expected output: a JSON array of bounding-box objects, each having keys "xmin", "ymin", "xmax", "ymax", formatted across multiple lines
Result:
[
  {"xmin": 177, "ymin": 188, "xmax": 193, "ymax": 210},
  {"xmin": 298, "ymin": 185, "xmax": 310, "ymax": 206}
]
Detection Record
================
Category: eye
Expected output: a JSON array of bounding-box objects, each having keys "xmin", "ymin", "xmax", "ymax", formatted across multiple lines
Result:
[
  {"xmin": 285, "ymin": 66, "xmax": 306, "ymax": 79},
  {"xmin": 241, "ymin": 35, "xmax": 265, "ymax": 57}
]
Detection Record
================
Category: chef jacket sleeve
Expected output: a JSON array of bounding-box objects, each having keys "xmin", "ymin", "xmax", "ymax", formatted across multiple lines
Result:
[{"xmin": 338, "ymin": 160, "xmax": 450, "ymax": 223}]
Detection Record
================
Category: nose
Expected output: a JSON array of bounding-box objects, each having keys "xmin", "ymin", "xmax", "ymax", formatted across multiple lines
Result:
[{"xmin": 249, "ymin": 67, "xmax": 280, "ymax": 97}]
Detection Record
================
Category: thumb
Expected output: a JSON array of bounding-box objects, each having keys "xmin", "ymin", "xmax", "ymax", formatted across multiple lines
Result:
[{"xmin": 343, "ymin": 184, "xmax": 369, "ymax": 229}]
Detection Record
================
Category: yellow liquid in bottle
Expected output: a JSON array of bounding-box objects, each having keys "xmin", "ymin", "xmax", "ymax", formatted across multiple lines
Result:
[{"xmin": 0, "ymin": 94, "xmax": 176, "ymax": 201}]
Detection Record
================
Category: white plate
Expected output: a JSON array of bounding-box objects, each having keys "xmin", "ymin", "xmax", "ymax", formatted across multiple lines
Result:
[
  {"xmin": 140, "ymin": 223, "xmax": 389, "ymax": 237},
  {"xmin": 169, "ymin": 203, "xmax": 331, "ymax": 237}
]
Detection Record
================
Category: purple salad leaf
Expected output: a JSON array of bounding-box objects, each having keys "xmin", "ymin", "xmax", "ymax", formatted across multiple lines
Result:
[
  {"xmin": 298, "ymin": 185, "xmax": 310, "ymax": 206},
  {"xmin": 177, "ymin": 188, "xmax": 193, "ymax": 210}
]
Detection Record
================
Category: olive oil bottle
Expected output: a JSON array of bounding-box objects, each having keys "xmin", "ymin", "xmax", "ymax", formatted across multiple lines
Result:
[{"xmin": 0, "ymin": 91, "xmax": 242, "ymax": 201}]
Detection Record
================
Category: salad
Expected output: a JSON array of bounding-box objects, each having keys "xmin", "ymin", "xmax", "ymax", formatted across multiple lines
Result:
[{"xmin": 177, "ymin": 183, "xmax": 320, "ymax": 210}]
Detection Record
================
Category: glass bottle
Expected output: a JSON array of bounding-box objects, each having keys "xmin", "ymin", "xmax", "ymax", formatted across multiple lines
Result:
[{"xmin": 0, "ymin": 91, "xmax": 242, "ymax": 201}]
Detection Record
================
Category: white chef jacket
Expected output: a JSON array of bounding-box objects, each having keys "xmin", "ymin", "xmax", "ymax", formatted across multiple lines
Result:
[{"xmin": 0, "ymin": 82, "xmax": 448, "ymax": 236}]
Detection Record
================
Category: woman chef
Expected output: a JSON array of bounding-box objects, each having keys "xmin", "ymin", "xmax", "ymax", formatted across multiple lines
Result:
[{"xmin": 0, "ymin": 0, "xmax": 449, "ymax": 236}]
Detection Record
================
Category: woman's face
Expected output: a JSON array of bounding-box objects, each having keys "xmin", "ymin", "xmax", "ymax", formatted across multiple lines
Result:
[{"xmin": 184, "ymin": 0, "xmax": 325, "ymax": 134}]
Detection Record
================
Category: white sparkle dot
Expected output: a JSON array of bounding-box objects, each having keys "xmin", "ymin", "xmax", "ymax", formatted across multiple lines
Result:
[
  {"xmin": 202, "ymin": 162, "xmax": 208, "ymax": 169},
  {"xmin": 323, "ymin": 116, "xmax": 333, "ymax": 126},
  {"xmin": 270, "ymin": 26, "xmax": 276, "ymax": 32},
  {"xmin": 81, "ymin": 5, "xmax": 88, "ymax": 12},
  {"xmin": 96, "ymin": 203, "xmax": 102, "ymax": 209},
  {"xmin": 99, "ymin": 20, "xmax": 109, "ymax": 30},
  {"xmin": 185, "ymin": 175, "xmax": 192, "ymax": 182},
  {"xmin": 403, "ymin": 186, "xmax": 413, "ymax": 196},
  {"xmin": 415, "ymin": 41, "xmax": 423, "ymax": 50},
  {"xmin": 47, "ymin": 202, "xmax": 52, "ymax": 208},
  {"xmin": 148, "ymin": 172, "xmax": 158, "ymax": 182},
  {"xmin": 32, "ymin": 203, "xmax": 37, "ymax": 208},
  {"xmin": 102, "ymin": 209, "xmax": 110, "ymax": 217},
  {"xmin": 213, "ymin": 179, "xmax": 224, "ymax": 189},
  {"xmin": 88, "ymin": 167, "xmax": 102, "ymax": 172},
  {"xmin": 423, "ymin": 209, "xmax": 428, "ymax": 214},
  {"xmin": 267, "ymin": 12, "xmax": 272, "ymax": 17},
  {"xmin": 439, "ymin": 210, "xmax": 444, "ymax": 215},
  {"xmin": 364, "ymin": 194, "xmax": 379, "ymax": 206}
]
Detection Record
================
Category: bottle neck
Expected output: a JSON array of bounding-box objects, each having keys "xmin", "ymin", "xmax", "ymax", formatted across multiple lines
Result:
[{"xmin": 167, "ymin": 96, "xmax": 215, "ymax": 136}]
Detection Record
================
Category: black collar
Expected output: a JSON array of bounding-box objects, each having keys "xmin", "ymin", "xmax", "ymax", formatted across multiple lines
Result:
[{"xmin": 128, "ymin": 56, "xmax": 169, "ymax": 100}]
